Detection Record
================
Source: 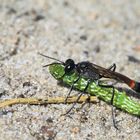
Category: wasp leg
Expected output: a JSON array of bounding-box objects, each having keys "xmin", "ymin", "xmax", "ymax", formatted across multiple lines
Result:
[
  {"xmin": 64, "ymin": 79, "xmax": 91, "ymax": 115},
  {"xmin": 98, "ymin": 82, "xmax": 118, "ymax": 130},
  {"xmin": 64, "ymin": 76, "xmax": 81, "ymax": 103},
  {"xmin": 108, "ymin": 63, "xmax": 116, "ymax": 71},
  {"xmin": 99, "ymin": 63, "xmax": 116, "ymax": 79}
]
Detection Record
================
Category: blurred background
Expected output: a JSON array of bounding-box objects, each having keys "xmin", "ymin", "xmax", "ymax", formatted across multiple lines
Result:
[{"xmin": 0, "ymin": 0, "xmax": 140, "ymax": 139}]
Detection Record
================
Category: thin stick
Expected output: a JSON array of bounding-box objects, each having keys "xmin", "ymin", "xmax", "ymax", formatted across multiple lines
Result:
[{"xmin": 0, "ymin": 95, "xmax": 98, "ymax": 108}]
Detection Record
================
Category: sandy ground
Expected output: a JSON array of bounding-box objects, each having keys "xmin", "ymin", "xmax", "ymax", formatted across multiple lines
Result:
[{"xmin": 0, "ymin": 0, "xmax": 140, "ymax": 140}]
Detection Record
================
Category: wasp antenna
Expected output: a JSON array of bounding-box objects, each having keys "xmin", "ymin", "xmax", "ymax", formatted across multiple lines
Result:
[
  {"xmin": 38, "ymin": 52, "xmax": 64, "ymax": 64},
  {"xmin": 43, "ymin": 62, "xmax": 61, "ymax": 67}
]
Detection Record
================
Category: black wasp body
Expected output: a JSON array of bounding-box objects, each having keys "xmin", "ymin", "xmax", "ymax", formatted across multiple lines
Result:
[
  {"xmin": 63, "ymin": 59, "xmax": 140, "ymax": 93},
  {"xmin": 64, "ymin": 59, "xmax": 101, "ymax": 81}
]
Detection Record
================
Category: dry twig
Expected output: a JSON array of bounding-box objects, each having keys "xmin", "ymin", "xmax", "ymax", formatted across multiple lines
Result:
[{"xmin": 0, "ymin": 95, "xmax": 98, "ymax": 108}]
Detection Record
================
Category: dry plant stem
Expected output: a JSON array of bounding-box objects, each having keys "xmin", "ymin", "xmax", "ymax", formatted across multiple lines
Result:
[{"xmin": 0, "ymin": 95, "xmax": 98, "ymax": 108}]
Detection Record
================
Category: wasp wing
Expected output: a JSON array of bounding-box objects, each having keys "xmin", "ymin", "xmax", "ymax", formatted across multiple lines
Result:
[{"xmin": 87, "ymin": 62, "xmax": 132, "ymax": 85}]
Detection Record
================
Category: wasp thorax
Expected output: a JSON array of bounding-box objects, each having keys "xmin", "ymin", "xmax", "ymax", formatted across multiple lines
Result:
[{"xmin": 64, "ymin": 59, "xmax": 75, "ymax": 73}]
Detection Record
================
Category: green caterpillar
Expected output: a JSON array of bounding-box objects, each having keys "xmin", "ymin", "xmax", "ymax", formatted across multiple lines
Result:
[{"xmin": 49, "ymin": 63, "xmax": 140, "ymax": 116}]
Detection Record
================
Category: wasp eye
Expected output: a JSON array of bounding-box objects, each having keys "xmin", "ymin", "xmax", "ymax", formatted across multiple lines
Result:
[{"xmin": 64, "ymin": 59, "xmax": 75, "ymax": 73}]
